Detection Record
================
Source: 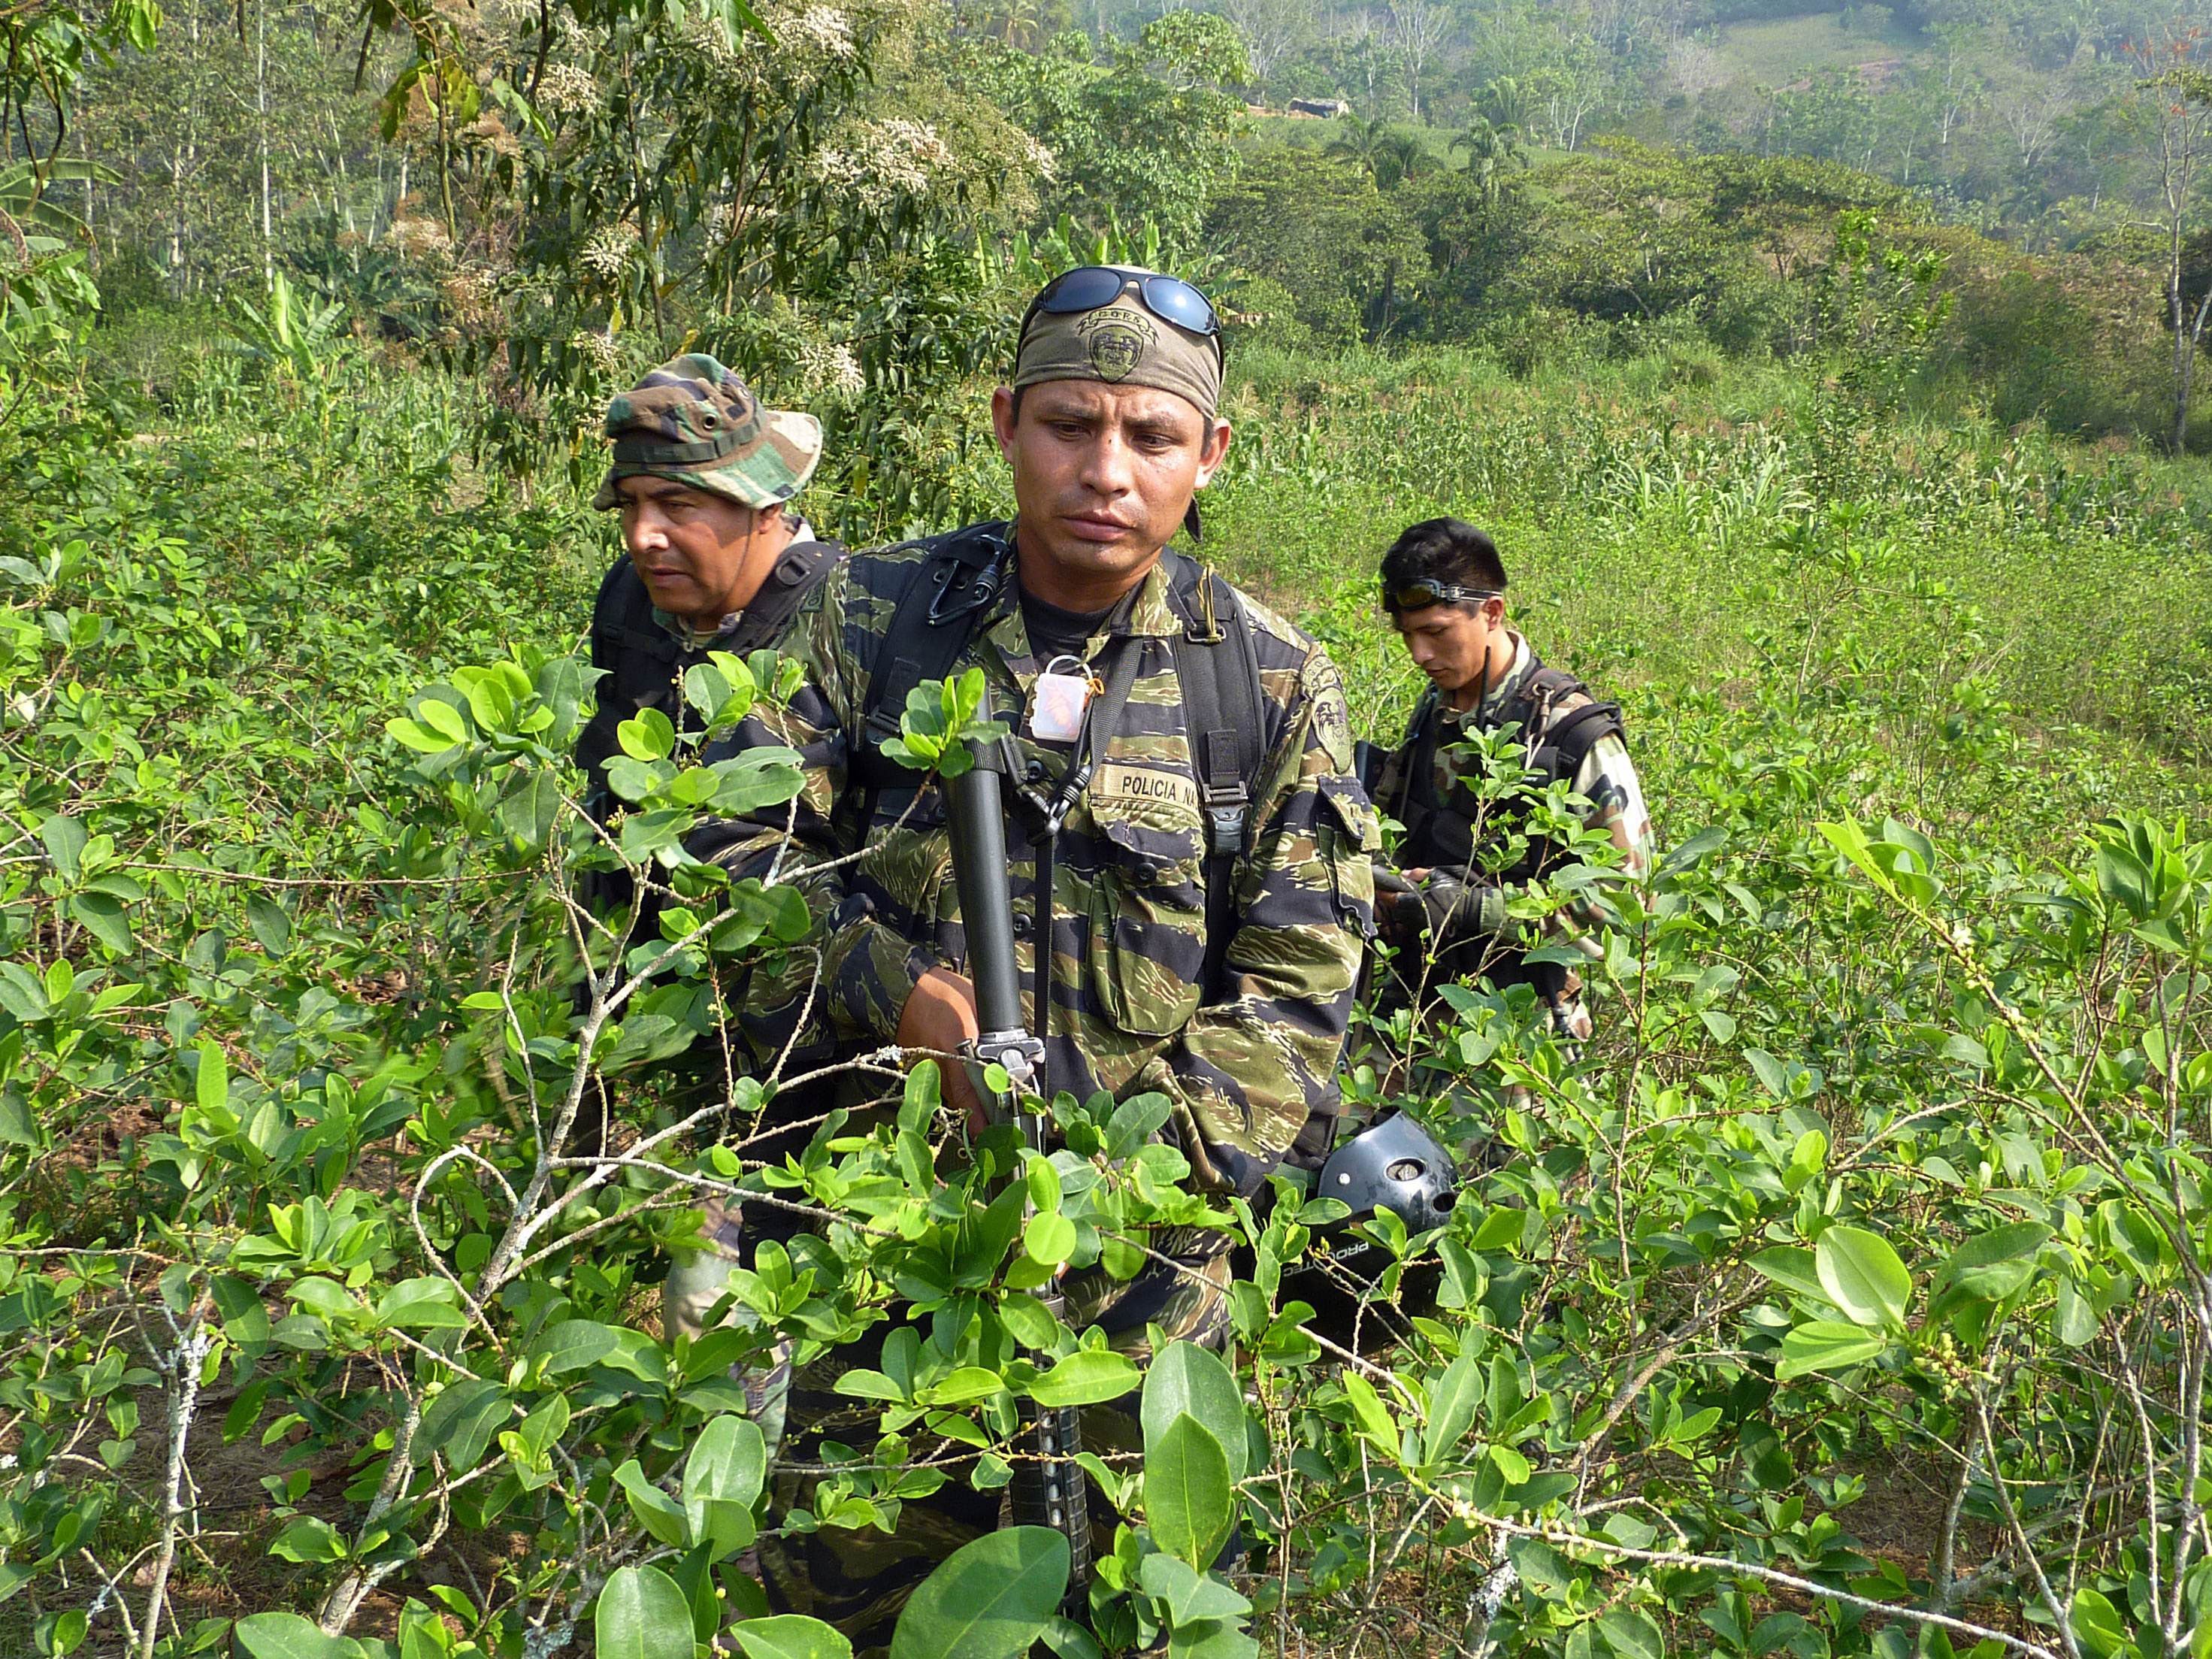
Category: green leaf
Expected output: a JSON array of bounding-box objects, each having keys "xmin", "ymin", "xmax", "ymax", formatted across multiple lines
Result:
[
  {"xmin": 619, "ymin": 707, "xmax": 678, "ymax": 761},
  {"xmin": 0, "ymin": 962, "xmax": 49, "ymax": 1022},
  {"xmin": 2068, "ymin": 1588, "xmax": 2124, "ymax": 1659},
  {"xmin": 386, "ymin": 716, "xmax": 455, "ymax": 752},
  {"xmin": 1029, "ymin": 1348, "xmax": 1139, "ymax": 1408},
  {"xmin": 1147, "ymin": 1411, "xmax": 1234, "ymax": 1569},
  {"xmin": 38, "ymin": 813, "xmax": 86, "ymax": 881},
  {"xmin": 1815, "ymin": 1225, "xmax": 1911, "ymax": 1331},
  {"xmin": 682, "ymin": 1414, "xmax": 766, "ymax": 1558},
  {"xmin": 374, "ymin": 1278, "xmax": 468, "ymax": 1331},
  {"xmin": 1775, "ymin": 1320, "xmax": 1887, "ymax": 1379},
  {"xmin": 532, "ymin": 1319, "xmax": 622, "ymax": 1374},
  {"xmin": 231, "ymin": 1612, "xmax": 378, "ymax": 1657},
  {"xmin": 1424, "ymin": 1353, "xmax": 1484, "ymax": 1467},
  {"xmin": 1597, "ymin": 1607, "xmax": 1664, "ymax": 1659},
  {"xmin": 1748, "ymin": 1247, "xmax": 1828, "ymax": 1304},
  {"xmin": 1136, "ymin": 1553, "xmax": 1251, "ymax": 1623},
  {"xmin": 416, "ymin": 697, "xmax": 469, "ymax": 743},
  {"xmin": 1744, "ymin": 1047, "xmax": 1790, "ymax": 1100},
  {"xmin": 1817, "ymin": 818, "xmax": 1893, "ymax": 897},
  {"xmin": 888, "ymin": 1527, "xmax": 1070, "ymax": 1659},
  {"xmin": 247, "ymin": 896, "xmax": 293, "ymax": 957},
  {"xmin": 69, "ymin": 892, "xmax": 134, "ymax": 954},
  {"xmin": 412, "ymin": 1379, "xmax": 510, "ymax": 1469},
  {"xmin": 1105, "ymin": 1092, "xmax": 1173, "ymax": 1161},
  {"xmin": 268, "ymin": 1515, "xmax": 348, "ymax": 1564},
  {"xmin": 998, "ymin": 1294, "xmax": 1063, "ymax": 1352},
  {"xmin": 38, "ymin": 1609, "xmax": 87, "ymax": 1657},
  {"xmin": 1938, "ymin": 1222, "xmax": 2052, "ymax": 1301},
  {"xmin": 498, "ymin": 769, "xmax": 561, "ymax": 852},
  {"xmin": 1141, "ymin": 1341, "xmax": 1248, "ymax": 1481},
  {"xmin": 196, "ymin": 1038, "xmax": 228, "ymax": 1115},
  {"xmin": 730, "ymin": 1616, "xmax": 854, "ymax": 1659},
  {"xmin": 614, "ymin": 1461, "xmax": 691, "ymax": 1548},
  {"xmin": 2051, "ymin": 1276, "xmax": 2099, "ymax": 1347},
  {"xmin": 1336, "ymin": 1373, "xmax": 1398, "ymax": 1452},
  {"xmin": 1024, "ymin": 1209, "xmax": 1076, "ymax": 1267},
  {"xmin": 595, "ymin": 1565, "xmax": 697, "ymax": 1659}
]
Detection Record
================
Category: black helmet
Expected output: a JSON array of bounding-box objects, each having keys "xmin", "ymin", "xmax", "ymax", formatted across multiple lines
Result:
[{"xmin": 1315, "ymin": 1113, "xmax": 1457, "ymax": 1237}]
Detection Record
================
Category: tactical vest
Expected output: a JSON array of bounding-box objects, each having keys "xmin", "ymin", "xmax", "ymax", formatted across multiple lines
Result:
[
  {"xmin": 846, "ymin": 522, "xmax": 1269, "ymax": 1000},
  {"xmin": 575, "ymin": 537, "xmax": 845, "ymax": 815},
  {"xmin": 1393, "ymin": 652, "xmax": 1625, "ymax": 887}
]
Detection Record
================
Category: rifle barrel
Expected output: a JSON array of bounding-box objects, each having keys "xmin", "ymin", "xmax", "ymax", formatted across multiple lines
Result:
[{"xmin": 945, "ymin": 742, "xmax": 1024, "ymax": 1037}]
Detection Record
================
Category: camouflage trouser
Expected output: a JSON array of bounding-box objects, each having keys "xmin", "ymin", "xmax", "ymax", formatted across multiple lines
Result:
[
  {"xmin": 755, "ymin": 1236, "xmax": 1233, "ymax": 1659},
  {"xmin": 662, "ymin": 1199, "xmax": 794, "ymax": 1456}
]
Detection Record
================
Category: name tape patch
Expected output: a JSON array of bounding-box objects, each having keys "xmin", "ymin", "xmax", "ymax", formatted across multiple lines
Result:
[{"xmin": 1093, "ymin": 762, "xmax": 1200, "ymax": 813}]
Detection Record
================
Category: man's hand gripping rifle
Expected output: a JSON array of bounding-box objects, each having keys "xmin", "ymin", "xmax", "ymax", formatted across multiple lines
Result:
[{"xmin": 940, "ymin": 693, "xmax": 1092, "ymax": 1603}]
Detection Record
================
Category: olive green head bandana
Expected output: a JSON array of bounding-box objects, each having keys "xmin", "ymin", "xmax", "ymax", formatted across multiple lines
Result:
[{"xmin": 1012, "ymin": 290, "xmax": 1223, "ymax": 420}]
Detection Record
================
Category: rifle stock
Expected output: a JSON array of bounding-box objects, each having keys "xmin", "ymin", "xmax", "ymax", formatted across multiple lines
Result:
[{"xmin": 940, "ymin": 706, "xmax": 1092, "ymax": 1606}]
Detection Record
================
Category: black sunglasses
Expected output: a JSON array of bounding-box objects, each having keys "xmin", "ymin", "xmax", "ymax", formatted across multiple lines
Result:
[
  {"xmin": 1021, "ymin": 266, "xmax": 1224, "ymax": 362},
  {"xmin": 1383, "ymin": 580, "xmax": 1500, "ymax": 614}
]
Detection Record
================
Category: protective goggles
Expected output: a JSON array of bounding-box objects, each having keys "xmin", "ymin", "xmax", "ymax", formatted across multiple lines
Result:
[
  {"xmin": 1020, "ymin": 266, "xmax": 1224, "ymax": 359},
  {"xmin": 1382, "ymin": 580, "xmax": 1501, "ymax": 614}
]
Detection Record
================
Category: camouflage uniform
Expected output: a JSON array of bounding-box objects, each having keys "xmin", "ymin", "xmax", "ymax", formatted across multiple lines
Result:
[
  {"xmin": 1371, "ymin": 629, "xmax": 1651, "ymax": 1034},
  {"xmin": 691, "ymin": 522, "xmax": 1375, "ymax": 1654},
  {"xmin": 571, "ymin": 353, "xmax": 831, "ymax": 1376}
]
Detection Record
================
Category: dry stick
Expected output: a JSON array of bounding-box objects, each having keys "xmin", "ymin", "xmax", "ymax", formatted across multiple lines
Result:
[
  {"xmin": 1929, "ymin": 1411, "xmax": 1981, "ymax": 1639},
  {"xmin": 2165, "ymin": 1290, "xmax": 2208, "ymax": 1649},
  {"xmin": 465, "ymin": 892, "xmax": 761, "ymax": 1297},
  {"xmin": 2117, "ymin": 1328, "xmax": 2168, "ymax": 1626},
  {"xmin": 317, "ymin": 1380, "xmax": 427, "ymax": 1634},
  {"xmin": 115, "ymin": 859, "xmax": 522, "ymax": 889},
  {"xmin": 1971, "ymin": 1390, "xmax": 2085, "ymax": 1659},
  {"xmin": 79, "ymin": 1545, "xmax": 143, "ymax": 1650},
  {"xmin": 1438, "ymin": 1498, "xmax": 2068, "ymax": 1659},
  {"xmin": 1100, "ymin": 1226, "xmax": 1404, "ymax": 1391},
  {"xmin": 139, "ymin": 1313, "xmax": 213, "ymax": 1659},
  {"xmin": 1364, "ymin": 1494, "xmax": 1436, "ymax": 1610},
  {"xmin": 1566, "ymin": 1280, "xmax": 1757, "ymax": 1497}
]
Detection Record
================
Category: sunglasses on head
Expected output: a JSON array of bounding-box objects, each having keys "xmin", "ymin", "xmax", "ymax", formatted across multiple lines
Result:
[
  {"xmin": 1383, "ymin": 580, "xmax": 1500, "ymax": 615},
  {"xmin": 1021, "ymin": 266, "xmax": 1224, "ymax": 364}
]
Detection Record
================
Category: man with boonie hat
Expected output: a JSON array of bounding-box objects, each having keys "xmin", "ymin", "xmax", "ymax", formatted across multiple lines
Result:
[
  {"xmin": 567, "ymin": 354, "xmax": 844, "ymax": 1379},
  {"xmin": 573, "ymin": 353, "xmax": 843, "ymax": 812},
  {"xmin": 682, "ymin": 271, "xmax": 1376, "ymax": 1652}
]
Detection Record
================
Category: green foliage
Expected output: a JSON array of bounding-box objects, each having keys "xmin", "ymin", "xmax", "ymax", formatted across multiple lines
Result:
[
  {"xmin": 3, "ymin": 258, "xmax": 2212, "ymax": 1659},
  {"xmin": 966, "ymin": 19, "xmax": 1249, "ymax": 246},
  {"xmin": 890, "ymin": 1528, "xmax": 1069, "ymax": 1659}
]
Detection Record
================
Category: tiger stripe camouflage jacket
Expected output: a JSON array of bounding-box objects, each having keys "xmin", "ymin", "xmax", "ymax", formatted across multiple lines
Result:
[{"xmin": 694, "ymin": 524, "xmax": 1378, "ymax": 1196}]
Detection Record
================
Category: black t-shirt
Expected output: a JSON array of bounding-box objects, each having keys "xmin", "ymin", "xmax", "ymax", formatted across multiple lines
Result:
[{"xmin": 1020, "ymin": 589, "xmax": 1115, "ymax": 665}]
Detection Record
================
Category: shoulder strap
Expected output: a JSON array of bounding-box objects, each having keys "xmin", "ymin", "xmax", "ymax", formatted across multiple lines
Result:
[
  {"xmin": 730, "ymin": 538, "xmax": 844, "ymax": 655},
  {"xmin": 592, "ymin": 558, "xmax": 682, "ymax": 666},
  {"xmin": 1161, "ymin": 553, "xmax": 1266, "ymax": 1001},
  {"xmin": 1394, "ymin": 692, "xmax": 1439, "ymax": 824},
  {"xmin": 1510, "ymin": 663, "xmax": 1624, "ymax": 785},
  {"xmin": 853, "ymin": 525, "xmax": 1012, "ymax": 813}
]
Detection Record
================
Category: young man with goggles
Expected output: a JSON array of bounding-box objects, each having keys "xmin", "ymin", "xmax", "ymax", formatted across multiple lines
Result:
[{"xmin": 1364, "ymin": 516, "xmax": 1653, "ymax": 1058}]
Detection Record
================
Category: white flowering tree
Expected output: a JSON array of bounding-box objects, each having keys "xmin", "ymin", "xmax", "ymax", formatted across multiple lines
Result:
[{"xmin": 359, "ymin": 0, "xmax": 1048, "ymax": 536}]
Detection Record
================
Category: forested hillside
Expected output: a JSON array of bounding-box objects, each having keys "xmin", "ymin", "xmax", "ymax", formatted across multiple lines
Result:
[{"xmin": 5, "ymin": 0, "xmax": 2212, "ymax": 1655}]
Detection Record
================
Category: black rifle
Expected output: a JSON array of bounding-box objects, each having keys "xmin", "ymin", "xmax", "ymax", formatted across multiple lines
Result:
[{"xmin": 940, "ymin": 698, "xmax": 1092, "ymax": 1606}]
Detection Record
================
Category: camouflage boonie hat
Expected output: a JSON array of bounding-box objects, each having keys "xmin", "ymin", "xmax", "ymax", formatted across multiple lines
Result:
[{"xmin": 592, "ymin": 353, "xmax": 823, "ymax": 512}]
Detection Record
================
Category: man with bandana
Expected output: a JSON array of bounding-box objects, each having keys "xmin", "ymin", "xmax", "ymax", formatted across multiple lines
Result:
[
  {"xmin": 1367, "ymin": 516, "xmax": 1653, "ymax": 1044},
  {"xmin": 687, "ymin": 269, "xmax": 1375, "ymax": 1652}
]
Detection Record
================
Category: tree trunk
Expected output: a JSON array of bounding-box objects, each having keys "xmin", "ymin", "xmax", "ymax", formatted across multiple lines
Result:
[{"xmin": 256, "ymin": 0, "xmax": 274, "ymax": 291}]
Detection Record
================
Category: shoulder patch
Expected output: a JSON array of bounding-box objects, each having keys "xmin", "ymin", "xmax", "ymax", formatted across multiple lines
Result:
[{"xmin": 1302, "ymin": 651, "xmax": 1354, "ymax": 773}]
